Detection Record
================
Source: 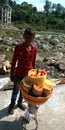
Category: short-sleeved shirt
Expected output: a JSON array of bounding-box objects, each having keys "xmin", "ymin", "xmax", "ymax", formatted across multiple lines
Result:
[{"xmin": 10, "ymin": 43, "xmax": 37, "ymax": 78}]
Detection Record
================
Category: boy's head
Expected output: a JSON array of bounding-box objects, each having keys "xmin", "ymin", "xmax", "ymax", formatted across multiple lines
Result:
[
  {"xmin": 23, "ymin": 28, "xmax": 35, "ymax": 44},
  {"xmin": 24, "ymin": 28, "xmax": 35, "ymax": 37}
]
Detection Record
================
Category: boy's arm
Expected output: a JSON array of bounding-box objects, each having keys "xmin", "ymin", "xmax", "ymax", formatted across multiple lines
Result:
[{"xmin": 10, "ymin": 45, "xmax": 18, "ymax": 81}]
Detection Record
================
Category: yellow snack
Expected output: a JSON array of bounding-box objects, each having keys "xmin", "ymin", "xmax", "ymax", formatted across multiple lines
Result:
[
  {"xmin": 44, "ymin": 79, "xmax": 55, "ymax": 90},
  {"xmin": 42, "ymin": 79, "xmax": 54, "ymax": 96},
  {"xmin": 20, "ymin": 76, "xmax": 33, "ymax": 93}
]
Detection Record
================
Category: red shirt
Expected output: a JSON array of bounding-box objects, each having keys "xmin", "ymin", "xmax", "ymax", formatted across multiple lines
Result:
[{"xmin": 10, "ymin": 43, "xmax": 37, "ymax": 78}]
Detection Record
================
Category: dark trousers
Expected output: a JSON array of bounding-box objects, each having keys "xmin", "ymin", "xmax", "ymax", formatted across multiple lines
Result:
[{"xmin": 10, "ymin": 74, "xmax": 23, "ymax": 107}]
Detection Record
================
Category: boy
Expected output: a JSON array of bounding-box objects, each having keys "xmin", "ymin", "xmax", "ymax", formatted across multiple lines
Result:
[{"xmin": 8, "ymin": 28, "xmax": 37, "ymax": 115}]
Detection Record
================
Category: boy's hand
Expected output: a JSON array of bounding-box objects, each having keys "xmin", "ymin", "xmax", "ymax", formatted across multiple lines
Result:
[{"xmin": 10, "ymin": 75, "xmax": 14, "ymax": 82}]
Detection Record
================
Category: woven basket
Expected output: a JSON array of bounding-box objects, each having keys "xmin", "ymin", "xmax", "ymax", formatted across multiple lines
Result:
[
  {"xmin": 20, "ymin": 85, "xmax": 53, "ymax": 105},
  {"xmin": 28, "ymin": 69, "xmax": 47, "ymax": 86}
]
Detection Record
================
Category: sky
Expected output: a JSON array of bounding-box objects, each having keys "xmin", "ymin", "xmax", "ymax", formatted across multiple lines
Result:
[{"xmin": 12, "ymin": 0, "xmax": 65, "ymax": 11}]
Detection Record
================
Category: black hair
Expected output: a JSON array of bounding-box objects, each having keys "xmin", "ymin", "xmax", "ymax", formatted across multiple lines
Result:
[{"xmin": 24, "ymin": 28, "xmax": 35, "ymax": 36}]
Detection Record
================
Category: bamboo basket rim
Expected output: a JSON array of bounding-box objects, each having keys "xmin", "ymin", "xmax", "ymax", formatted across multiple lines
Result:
[
  {"xmin": 28, "ymin": 69, "xmax": 47, "ymax": 78},
  {"xmin": 23, "ymin": 96, "xmax": 48, "ymax": 105},
  {"xmin": 20, "ymin": 85, "xmax": 53, "ymax": 105}
]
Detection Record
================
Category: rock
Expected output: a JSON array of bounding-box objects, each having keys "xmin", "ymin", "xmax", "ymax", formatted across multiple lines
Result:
[
  {"xmin": 50, "ymin": 37, "xmax": 60, "ymax": 45},
  {"xmin": 3, "ymin": 60, "xmax": 11, "ymax": 69},
  {"xmin": 0, "ymin": 54, "xmax": 6, "ymax": 63},
  {"xmin": 58, "ymin": 78, "xmax": 65, "ymax": 84},
  {"xmin": 0, "ymin": 60, "xmax": 11, "ymax": 75},
  {"xmin": 58, "ymin": 62, "xmax": 65, "ymax": 71},
  {"xmin": 0, "ymin": 67, "xmax": 6, "ymax": 75}
]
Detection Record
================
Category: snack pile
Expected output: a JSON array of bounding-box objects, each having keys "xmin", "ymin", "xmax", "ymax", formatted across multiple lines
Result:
[
  {"xmin": 20, "ymin": 69, "xmax": 54, "ymax": 105},
  {"xmin": 28, "ymin": 69, "xmax": 47, "ymax": 86}
]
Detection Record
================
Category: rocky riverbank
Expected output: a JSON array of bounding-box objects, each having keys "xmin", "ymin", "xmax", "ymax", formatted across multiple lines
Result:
[{"xmin": 0, "ymin": 31, "xmax": 65, "ymax": 79}]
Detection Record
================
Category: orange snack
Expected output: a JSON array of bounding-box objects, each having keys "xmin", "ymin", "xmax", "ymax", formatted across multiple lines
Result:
[
  {"xmin": 28, "ymin": 69, "xmax": 47, "ymax": 86},
  {"xmin": 33, "ymin": 84, "xmax": 43, "ymax": 96}
]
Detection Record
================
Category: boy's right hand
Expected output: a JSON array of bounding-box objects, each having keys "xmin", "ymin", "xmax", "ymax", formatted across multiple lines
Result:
[{"xmin": 10, "ymin": 75, "xmax": 14, "ymax": 82}]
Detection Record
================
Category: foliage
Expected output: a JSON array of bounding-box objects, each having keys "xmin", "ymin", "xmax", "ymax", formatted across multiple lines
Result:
[
  {"xmin": 0, "ymin": 50, "xmax": 13, "ymax": 60},
  {"xmin": 0, "ymin": 0, "xmax": 65, "ymax": 32}
]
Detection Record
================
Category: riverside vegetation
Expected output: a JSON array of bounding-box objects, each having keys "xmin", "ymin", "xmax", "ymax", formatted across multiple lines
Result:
[{"xmin": 0, "ymin": 0, "xmax": 65, "ymax": 32}]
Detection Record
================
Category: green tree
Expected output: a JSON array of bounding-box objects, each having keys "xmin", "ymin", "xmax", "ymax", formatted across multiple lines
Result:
[
  {"xmin": 51, "ymin": 3, "xmax": 57, "ymax": 15},
  {"xmin": 55, "ymin": 4, "xmax": 63, "ymax": 17},
  {"xmin": 44, "ymin": 0, "xmax": 51, "ymax": 15}
]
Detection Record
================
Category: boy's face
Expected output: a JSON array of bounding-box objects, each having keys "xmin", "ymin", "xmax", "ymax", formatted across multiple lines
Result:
[{"xmin": 23, "ymin": 33, "xmax": 34, "ymax": 44}]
